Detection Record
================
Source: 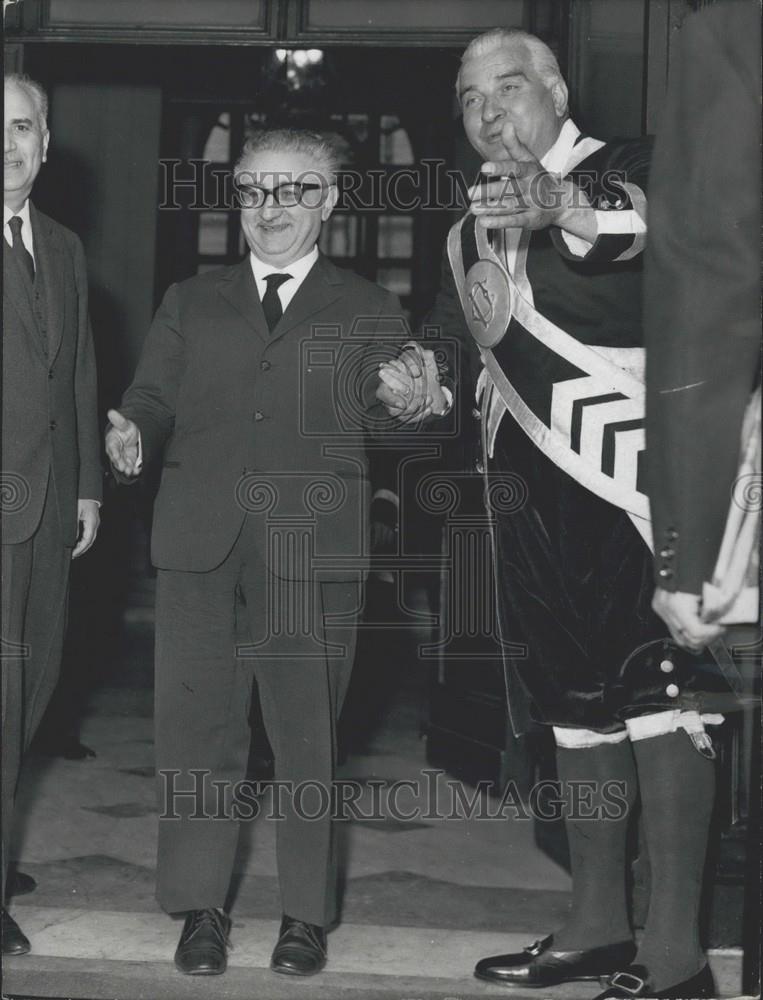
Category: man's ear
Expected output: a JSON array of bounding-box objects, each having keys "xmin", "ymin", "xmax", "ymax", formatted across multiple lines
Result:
[
  {"xmin": 321, "ymin": 183, "xmax": 339, "ymax": 221},
  {"xmin": 551, "ymin": 80, "xmax": 568, "ymax": 118},
  {"xmin": 42, "ymin": 129, "xmax": 50, "ymax": 163}
]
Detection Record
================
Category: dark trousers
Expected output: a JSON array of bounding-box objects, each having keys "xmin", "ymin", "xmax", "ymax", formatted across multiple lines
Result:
[
  {"xmin": 490, "ymin": 417, "xmax": 703, "ymax": 733},
  {"xmin": 154, "ymin": 514, "xmax": 360, "ymax": 926},
  {"xmin": 1, "ymin": 477, "xmax": 70, "ymax": 901}
]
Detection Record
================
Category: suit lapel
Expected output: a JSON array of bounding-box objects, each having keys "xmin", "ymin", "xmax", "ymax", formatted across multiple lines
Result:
[
  {"xmin": 217, "ymin": 258, "xmax": 270, "ymax": 344},
  {"xmin": 270, "ymin": 254, "xmax": 344, "ymax": 342},
  {"xmin": 217, "ymin": 254, "xmax": 345, "ymax": 344},
  {"xmin": 30, "ymin": 204, "xmax": 66, "ymax": 363},
  {"xmin": 3, "ymin": 227, "xmax": 47, "ymax": 359}
]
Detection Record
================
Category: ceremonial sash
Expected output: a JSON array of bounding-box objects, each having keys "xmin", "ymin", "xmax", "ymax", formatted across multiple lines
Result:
[
  {"xmin": 448, "ymin": 212, "xmax": 652, "ymax": 541},
  {"xmin": 448, "ymin": 212, "xmax": 760, "ymax": 626}
]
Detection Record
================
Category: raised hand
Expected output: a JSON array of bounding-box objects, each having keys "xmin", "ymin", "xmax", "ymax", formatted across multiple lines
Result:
[
  {"xmin": 469, "ymin": 122, "xmax": 592, "ymax": 234},
  {"xmin": 105, "ymin": 408, "xmax": 141, "ymax": 477}
]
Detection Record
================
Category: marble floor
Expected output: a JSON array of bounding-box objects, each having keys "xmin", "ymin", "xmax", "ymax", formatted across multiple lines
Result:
[{"xmin": 2, "ymin": 585, "xmax": 746, "ymax": 1000}]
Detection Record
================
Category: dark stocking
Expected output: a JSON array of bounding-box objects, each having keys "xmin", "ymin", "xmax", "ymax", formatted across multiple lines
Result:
[
  {"xmin": 552, "ymin": 740, "xmax": 637, "ymax": 950},
  {"xmin": 632, "ymin": 730, "xmax": 715, "ymax": 989}
]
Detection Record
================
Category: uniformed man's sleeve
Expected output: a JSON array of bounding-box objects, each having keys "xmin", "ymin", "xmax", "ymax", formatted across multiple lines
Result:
[{"xmin": 552, "ymin": 138, "xmax": 651, "ymax": 265}]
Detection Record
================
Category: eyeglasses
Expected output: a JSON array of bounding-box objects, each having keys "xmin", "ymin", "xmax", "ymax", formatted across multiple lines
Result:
[{"xmin": 234, "ymin": 180, "xmax": 326, "ymax": 209}]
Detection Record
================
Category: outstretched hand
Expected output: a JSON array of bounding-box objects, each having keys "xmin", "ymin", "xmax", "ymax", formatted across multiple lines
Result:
[{"xmin": 105, "ymin": 408, "xmax": 141, "ymax": 477}]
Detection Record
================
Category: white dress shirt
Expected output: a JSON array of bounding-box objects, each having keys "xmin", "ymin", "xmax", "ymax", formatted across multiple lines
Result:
[
  {"xmin": 131, "ymin": 246, "xmax": 321, "ymax": 474},
  {"xmin": 542, "ymin": 119, "xmax": 646, "ymax": 257},
  {"xmin": 4, "ymin": 199, "xmax": 35, "ymax": 260},
  {"xmin": 249, "ymin": 245, "xmax": 319, "ymax": 312}
]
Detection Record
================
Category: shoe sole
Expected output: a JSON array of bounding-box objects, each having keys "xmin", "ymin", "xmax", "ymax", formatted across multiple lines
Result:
[
  {"xmin": 174, "ymin": 963, "xmax": 227, "ymax": 976},
  {"xmin": 270, "ymin": 963, "xmax": 326, "ymax": 977},
  {"xmin": 474, "ymin": 970, "xmax": 603, "ymax": 986}
]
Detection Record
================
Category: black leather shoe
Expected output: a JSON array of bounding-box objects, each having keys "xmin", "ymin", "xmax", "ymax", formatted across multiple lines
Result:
[
  {"xmin": 8, "ymin": 869, "xmax": 37, "ymax": 897},
  {"xmin": 474, "ymin": 936, "xmax": 637, "ymax": 987},
  {"xmin": 594, "ymin": 963, "xmax": 716, "ymax": 998},
  {"xmin": 270, "ymin": 915, "xmax": 327, "ymax": 976},
  {"xmin": 2, "ymin": 909, "xmax": 31, "ymax": 955},
  {"xmin": 173, "ymin": 908, "xmax": 231, "ymax": 975}
]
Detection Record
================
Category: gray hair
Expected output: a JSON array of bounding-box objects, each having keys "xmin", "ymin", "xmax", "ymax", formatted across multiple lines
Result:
[
  {"xmin": 235, "ymin": 128, "xmax": 344, "ymax": 183},
  {"xmin": 4, "ymin": 72, "xmax": 49, "ymax": 131},
  {"xmin": 457, "ymin": 28, "xmax": 564, "ymax": 96}
]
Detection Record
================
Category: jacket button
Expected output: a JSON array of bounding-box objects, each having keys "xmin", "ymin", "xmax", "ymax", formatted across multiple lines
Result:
[
  {"xmin": 660, "ymin": 659, "xmax": 674, "ymax": 673},
  {"xmin": 48, "ymin": 369, "xmax": 54, "ymax": 379},
  {"xmin": 49, "ymin": 420, "xmax": 56, "ymax": 430},
  {"xmin": 659, "ymin": 547, "xmax": 675, "ymax": 559},
  {"xmin": 658, "ymin": 567, "xmax": 674, "ymax": 579},
  {"xmin": 666, "ymin": 683, "xmax": 679, "ymax": 698},
  {"xmin": 261, "ymin": 360, "xmax": 271, "ymax": 371},
  {"xmin": 254, "ymin": 411, "xmax": 264, "ymax": 422}
]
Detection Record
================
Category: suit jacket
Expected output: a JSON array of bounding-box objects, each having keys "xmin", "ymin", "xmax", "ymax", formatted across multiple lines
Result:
[
  {"xmin": 120, "ymin": 253, "xmax": 402, "ymax": 577},
  {"xmin": 2, "ymin": 202, "xmax": 102, "ymax": 546},
  {"xmin": 644, "ymin": 1, "xmax": 761, "ymax": 593}
]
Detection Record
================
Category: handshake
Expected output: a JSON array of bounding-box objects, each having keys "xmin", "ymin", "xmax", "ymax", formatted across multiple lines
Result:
[{"xmin": 375, "ymin": 342, "xmax": 451, "ymax": 424}]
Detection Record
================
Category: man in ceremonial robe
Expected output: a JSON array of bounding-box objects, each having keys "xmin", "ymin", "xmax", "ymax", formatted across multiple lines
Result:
[{"xmin": 378, "ymin": 28, "xmax": 729, "ymax": 999}]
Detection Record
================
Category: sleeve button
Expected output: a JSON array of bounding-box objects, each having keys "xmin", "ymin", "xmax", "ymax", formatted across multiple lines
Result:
[{"xmin": 659, "ymin": 659, "xmax": 675, "ymax": 673}]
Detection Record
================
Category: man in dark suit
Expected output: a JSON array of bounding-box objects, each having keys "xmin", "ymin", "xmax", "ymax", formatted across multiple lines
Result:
[
  {"xmin": 645, "ymin": 0, "xmax": 760, "ymax": 645},
  {"xmin": 106, "ymin": 128, "xmax": 401, "ymax": 977},
  {"xmin": 2, "ymin": 73, "xmax": 101, "ymax": 955}
]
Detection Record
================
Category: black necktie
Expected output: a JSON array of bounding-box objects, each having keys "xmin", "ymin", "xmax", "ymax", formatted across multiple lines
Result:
[
  {"xmin": 8, "ymin": 215, "xmax": 35, "ymax": 282},
  {"xmin": 261, "ymin": 272, "xmax": 292, "ymax": 332}
]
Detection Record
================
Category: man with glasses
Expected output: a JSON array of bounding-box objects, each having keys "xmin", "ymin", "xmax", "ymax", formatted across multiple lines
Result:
[{"xmin": 106, "ymin": 128, "xmax": 401, "ymax": 978}]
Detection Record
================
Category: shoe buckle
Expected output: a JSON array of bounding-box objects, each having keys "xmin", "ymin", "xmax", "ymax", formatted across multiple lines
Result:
[{"xmin": 610, "ymin": 971, "xmax": 645, "ymax": 995}]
